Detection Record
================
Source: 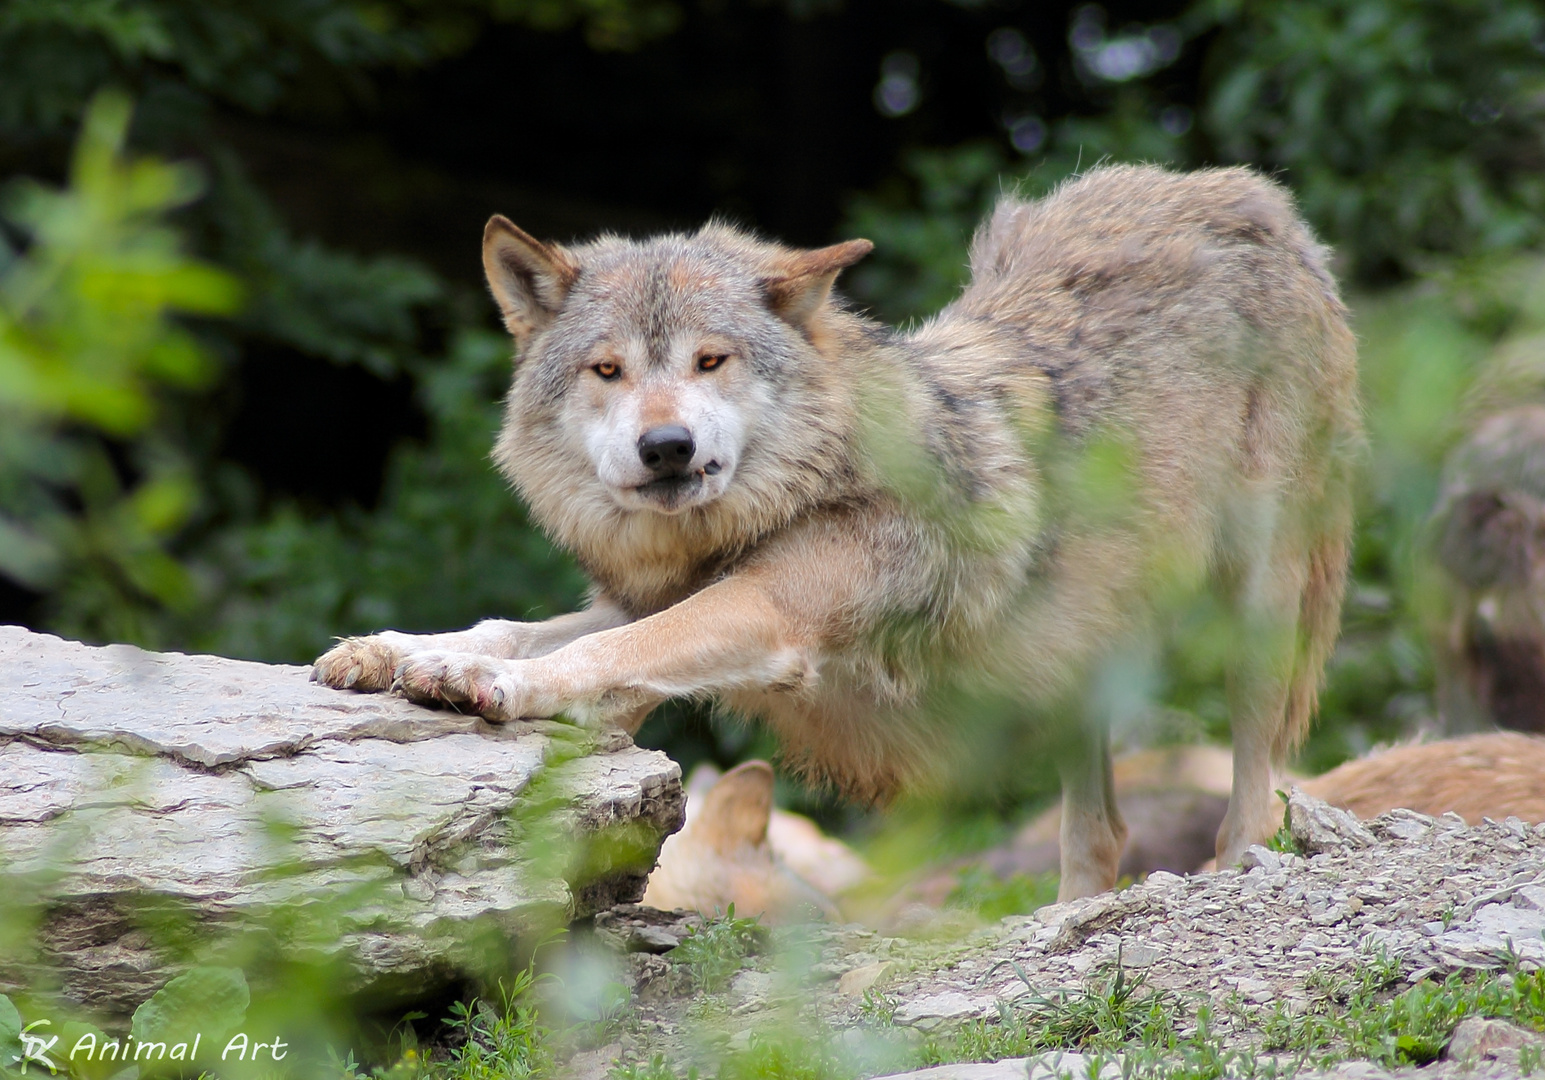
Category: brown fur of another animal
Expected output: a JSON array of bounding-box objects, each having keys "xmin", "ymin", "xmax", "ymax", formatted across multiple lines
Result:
[
  {"xmin": 312, "ymin": 165, "xmax": 1360, "ymax": 901},
  {"xmin": 1301, "ymin": 731, "xmax": 1545, "ymax": 824}
]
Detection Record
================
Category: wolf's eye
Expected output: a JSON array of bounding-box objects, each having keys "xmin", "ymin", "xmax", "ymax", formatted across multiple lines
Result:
[
  {"xmin": 593, "ymin": 361, "xmax": 621, "ymax": 380},
  {"xmin": 697, "ymin": 354, "xmax": 729, "ymax": 373}
]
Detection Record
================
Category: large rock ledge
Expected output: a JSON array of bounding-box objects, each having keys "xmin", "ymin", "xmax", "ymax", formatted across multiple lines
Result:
[{"xmin": 0, "ymin": 626, "xmax": 684, "ymax": 1014}]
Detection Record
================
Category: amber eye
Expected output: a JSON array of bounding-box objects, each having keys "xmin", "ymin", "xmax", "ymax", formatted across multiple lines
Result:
[
  {"xmin": 593, "ymin": 360, "xmax": 621, "ymax": 380},
  {"xmin": 697, "ymin": 353, "xmax": 729, "ymax": 373}
]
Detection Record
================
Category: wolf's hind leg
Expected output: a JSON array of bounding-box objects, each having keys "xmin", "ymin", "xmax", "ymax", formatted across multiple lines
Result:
[
  {"xmin": 1216, "ymin": 689, "xmax": 1287, "ymax": 867},
  {"xmin": 1056, "ymin": 722, "xmax": 1126, "ymax": 900},
  {"xmin": 1216, "ymin": 537, "xmax": 1307, "ymax": 867}
]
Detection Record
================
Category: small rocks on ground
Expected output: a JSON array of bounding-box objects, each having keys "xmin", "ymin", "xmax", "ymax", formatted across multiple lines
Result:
[{"xmin": 580, "ymin": 791, "xmax": 1545, "ymax": 1079}]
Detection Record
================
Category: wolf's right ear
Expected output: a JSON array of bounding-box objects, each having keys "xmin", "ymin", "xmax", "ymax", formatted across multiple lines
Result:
[{"xmin": 482, "ymin": 215, "xmax": 580, "ymax": 343}]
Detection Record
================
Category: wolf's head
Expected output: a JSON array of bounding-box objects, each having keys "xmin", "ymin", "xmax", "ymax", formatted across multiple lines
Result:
[{"xmin": 482, "ymin": 217, "xmax": 872, "ymax": 597}]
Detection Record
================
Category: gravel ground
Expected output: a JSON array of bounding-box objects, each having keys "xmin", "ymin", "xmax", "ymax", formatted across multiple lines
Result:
[{"xmin": 566, "ymin": 791, "xmax": 1545, "ymax": 1080}]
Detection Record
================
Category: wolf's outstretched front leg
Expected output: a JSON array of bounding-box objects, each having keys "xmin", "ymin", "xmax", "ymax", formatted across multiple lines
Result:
[
  {"xmin": 391, "ymin": 571, "xmax": 816, "ymax": 726},
  {"xmin": 311, "ymin": 601, "xmax": 630, "ymax": 692}
]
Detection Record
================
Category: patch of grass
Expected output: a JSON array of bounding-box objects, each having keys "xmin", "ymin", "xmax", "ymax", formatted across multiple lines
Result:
[
  {"xmin": 347, "ymin": 932, "xmax": 1545, "ymax": 1080},
  {"xmin": 910, "ymin": 946, "xmax": 1545, "ymax": 1079},
  {"xmin": 1261, "ymin": 951, "xmax": 1545, "ymax": 1068},
  {"xmin": 349, "ymin": 964, "xmax": 555, "ymax": 1079},
  {"xmin": 610, "ymin": 1052, "xmax": 690, "ymax": 1080},
  {"xmin": 609, "ymin": 1025, "xmax": 894, "ymax": 1080},
  {"xmin": 945, "ymin": 866, "xmax": 1060, "ymax": 921},
  {"xmin": 716, "ymin": 1030, "xmax": 858, "ymax": 1080},
  {"xmin": 671, "ymin": 907, "xmax": 766, "ymax": 993},
  {"xmin": 856, "ymin": 988, "xmax": 898, "ymax": 1027},
  {"xmin": 432, "ymin": 968, "xmax": 555, "ymax": 1080},
  {"xmin": 1114, "ymin": 1017, "xmax": 1296, "ymax": 1080},
  {"xmin": 924, "ymin": 950, "xmax": 1179, "ymax": 1064}
]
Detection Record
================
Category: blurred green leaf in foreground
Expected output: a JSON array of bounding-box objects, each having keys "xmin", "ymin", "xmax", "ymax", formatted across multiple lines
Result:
[{"xmin": 0, "ymin": 89, "xmax": 240, "ymax": 639}]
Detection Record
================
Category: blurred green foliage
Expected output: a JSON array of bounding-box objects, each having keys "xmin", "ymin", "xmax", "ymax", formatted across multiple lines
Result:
[
  {"xmin": 1196, "ymin": 0, "xmax": 1545, "ymax": 279},
  {"xmin": 850, "ymin": 0, "xmax": 1545, "ymax": 312},
  {"xmin": 163, "ymin": 325, "xmax": 585, "ymax": 662},
  {"xmin": 945, "ymin": 867, "xmax": 1059, "ymax": 922},
  {"xmin": 671, "ymin": 907, "xmax": 765, "ymax": 994},
  {"xmin": 0, "ymin": 0, "xmax": 595, "ymax": 653},
  {"xmin": 2, "ymin": 0, "xmax": 1544, "ymax": 805},
  {"xmin": 129, "ymin": 965, "xmax": 251, "ymax": 1052},
  {"xmin": 0, "ymin": 0, "xmax": 683, "ymax": 139},
  {"xmin": 0, "ymin": 90, "xmax": 239, "ymax": 642}
]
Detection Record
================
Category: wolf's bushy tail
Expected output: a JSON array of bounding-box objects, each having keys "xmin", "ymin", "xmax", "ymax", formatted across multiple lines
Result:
[{"xmin": 1276, "ymin": 336, "xmax": 1363, "ymax": 760}]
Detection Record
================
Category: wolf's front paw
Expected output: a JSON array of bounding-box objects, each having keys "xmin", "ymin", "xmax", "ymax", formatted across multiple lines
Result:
[
  {"xmin": 312, "ymin": 636, "xmax": 404, "ymax": 691},
  {"xmin": 392, "ymin": 651, "xmax": 533, "ymax": 721}
]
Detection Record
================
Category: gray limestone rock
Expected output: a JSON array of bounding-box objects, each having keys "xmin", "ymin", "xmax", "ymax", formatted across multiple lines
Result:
[
  {"xmin": 0, "ymin": 627, "xmax": 684, "ymax": 1015},
  {"xmin": 872, "ymin": 1053, "xmax": 1122, "ymax": 1080},
  {"xmin": 1288, "ymin": 787, "xmax": 1378, "ymax": 854},
  {"xmin": 1431, "ymin": 901, "xmax": 1545, "ymax": 968},
  {"xmin": 1445, "ymin": 1016, "xmax": 1545, "ymax": 1064},
  {"xmin": 892, "ymin": 991, "xmax": 990, "ymax": 1031}
]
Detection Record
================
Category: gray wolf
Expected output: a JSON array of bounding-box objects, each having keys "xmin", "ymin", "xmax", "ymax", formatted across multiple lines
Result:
[{"xmin": 313, "ymin": 164, "xmax": 1360, "ymax": 900}]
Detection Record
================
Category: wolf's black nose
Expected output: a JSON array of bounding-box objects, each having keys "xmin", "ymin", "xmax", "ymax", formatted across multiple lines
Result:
[{"xmin": 638, "ymin": 425, "xmax": 695, "ymax": 478}]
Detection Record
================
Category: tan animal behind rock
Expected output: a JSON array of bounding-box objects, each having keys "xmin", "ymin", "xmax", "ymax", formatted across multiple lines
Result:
[
  {"xmin": 313, "ymin": 164, "xmax": 1361, "ymax": 900},
  {"xmin": 641, "ymin": 760, "xmax": 865, "ymax": 921}
]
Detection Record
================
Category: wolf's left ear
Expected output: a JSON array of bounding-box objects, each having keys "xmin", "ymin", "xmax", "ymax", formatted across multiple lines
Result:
[
  {"xmin": 482, "ymin": 215, "xmax": 580, "ymax": 343},
  {"xmin": 761, "ymin": 239, "xmax": 873, "ymax": 327}
]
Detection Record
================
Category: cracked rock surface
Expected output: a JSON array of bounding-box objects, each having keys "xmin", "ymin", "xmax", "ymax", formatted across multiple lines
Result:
[
  {"xmin": 580, "ymin": 791, "xmax": 1545, "ymax": 1079},
  {"xmin": 0, "ymin": 626, "xmax": 684, "ymax": 1015}
]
